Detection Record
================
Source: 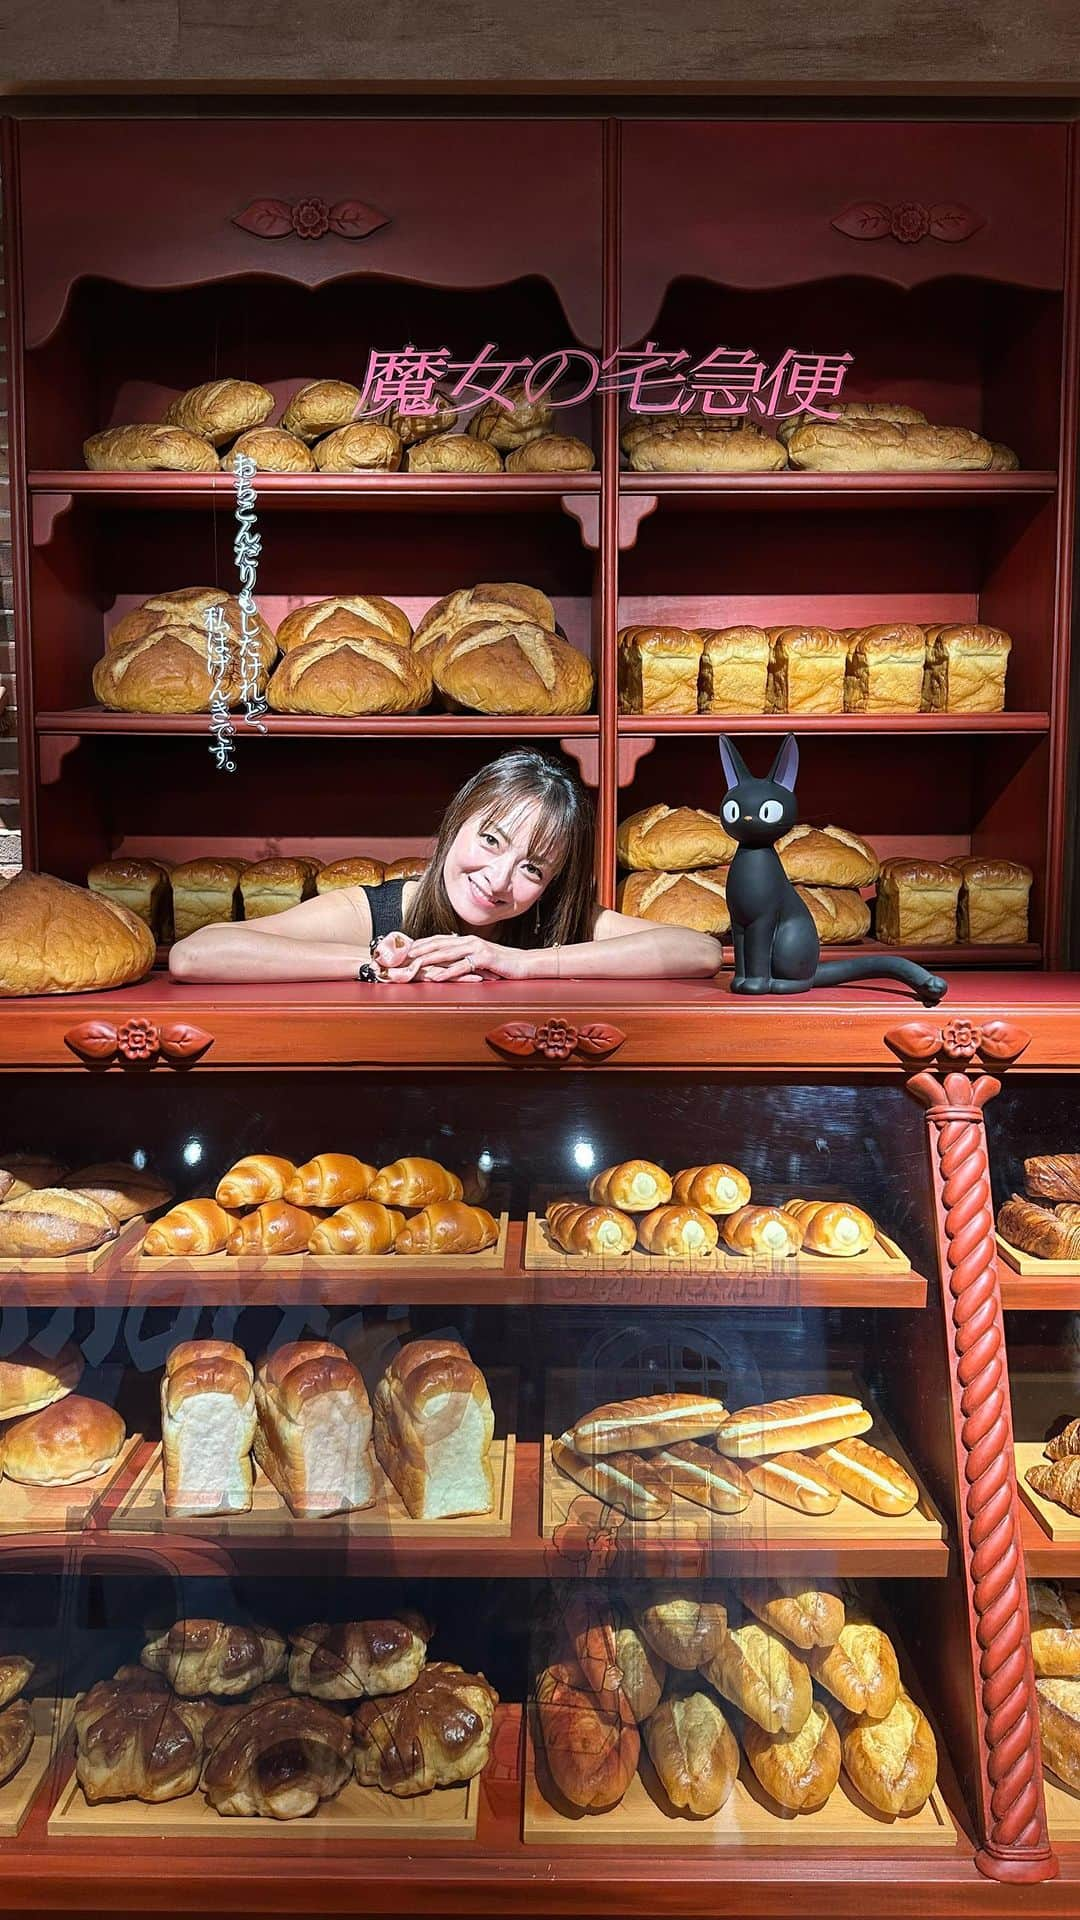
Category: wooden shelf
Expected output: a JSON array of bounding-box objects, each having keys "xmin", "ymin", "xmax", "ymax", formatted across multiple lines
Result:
[
  {"xmin": 619, "ymin": 471, "xmax": 1058, "ymax": 510},
  {"xmin": 34, "ymin": 710, "xmax": 598, "ymax": 740},
  {"xmin": 28, "ymin": 471, "xmax": 600, "ymax": 513},
  {"xmin": 999, "ymin": 1258, "xmax": 1080, "ymax": 1311},
  {"xmin": 618, "ymin": 713, "xmax": 1051, "ymax": 737}
]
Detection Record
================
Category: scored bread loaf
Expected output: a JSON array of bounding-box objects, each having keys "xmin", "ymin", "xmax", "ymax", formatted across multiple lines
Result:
[
  {"xmin": 807, "ymin": 1611, "xmax": 900, "ymax": 1717},
  {"xmin": 368, "ymin": 1158, "xmax": 463, "ymax": 1207},
  {"xmin": 141, "ymin": 1619, "xmax": 284, "ymax": 1696},
  {"xmin": 226, "ymin": 1202, "xmax": 315, "ymax": 1257},
  {"xmin": 239, "ymin": 858, "xmax": 321, "ymax": 918},
  {"xmin": 372, "ymin": 1338, "xmax": 495, "ymax": 1520},
  {"xmin": 353, "ymin": 1661, "xmax": 498, "ymax": 1798},
  {"xmin": 612, "ymin": 1618, "xmax": 666, "ymax": 1720},
  {"xmin": 142, "ymin": 1199, "xmax": 234, "ymax": 1257},
  {"xmin": 786, "ymin": 418, "xmax": 993, "ymax": 472},
  {"xmin": 253, "ymin": 1340, "xmax": 376, "ymax": 1517},
  {"xmin": 308, "ymin": 1202, "xmax": 403, "ymax": 1256},
  {"xmin": 636, "ymin": 1203, "xmax": 720, "ymax": 1256},
  {"xmin": 505, "ymin": 433, "xmax": 594, "ymax": 473},
  {"xmin": 465, "ymin": 384, "xmax": 552, "ymax": 450},
  {"xmin": 407, "ymin": 433, "xmax": 501, "ymax": 473},
  {"xmin": 281, "ymin": 380, "xmax": 363, "ymax": 442},
  {"xmin": 550, "ymin": 1436, "xmax": 672, "ymax": 1520},
  {"xmin": 799, "ymin": 886, "xmax": 872, "ymax": 943},
  {"xmin": 1, "ymin": 1394, "xmax": 126, "ymax": 1485},
  {"xmin": 617, "ymin": 626, "xmax": 704, "ymax": 715},
  {"xmin": 1029, "ymin": 1583, "xmax": 1080, "ymax": 1678},
  {"xmin": 839, "ymin": 1688, "xmax": 938, "ymax": 1813},
  {"xmin": 737, "ymin": 1579, "xmax": 846, "ymax": 1651},
  {"xmin": 288, "ymin": 1613, "xmax": 432, "ymax": 1699},
  {"xmin": 0, "ymin": 871, "xmax": 156, "ymax": 997},
  {"xmin": 715, "ymin": 1393, "xmax": 872, "ymax": 1458},
  {"xmin": 743, "ymin": 1697, "xmax": 841, "ymax": 1811},
  {"xmin": 161, "ymin": 1340, "xmax": 256, "ymax": 1517},
  {"xmin": 164, "ymin": 379, "xmax": 274, "ymax": 445},
  {"xmin": 0, "ymin": 1154, "xmax": 69, "ymax": 1198},
  {"xmin": 627, "ymin": 423, "xmax": 786, "ymax": 473},
  {"xmin": 589, "ymin": 1160, "xmax": 672, "ymax": 1212},
  {"xmin": 721, "ymin": 1203, "xmax": 803, "ymax": 1259},
  {"xmin": 1037, "ymin": 1677, "xmax": 1080, "ymax": 1789},
  {"xmin": 810, "ymin": 1436, "xmax": 919, "ymax": 1515},
  {"xmin": 412, "ymin": 583, "xmax": 557, "ymax": 657},
  {"xmin": 84, "ymin": 425, "xmax": 219, "ymax": 473},
  {"xmin": 64, "ymin": 1161, "xmax": 173, "ymax": 1223},
  {"xmin": 313, "ymin": 423, "xmax": 402, "ymax": 471},
  {"xmin": 562, "ymin": 1584, "xmax": 620, "ymax": 1694},
  {"xmin": 0, "ymin": 1187, "xmax": 118, "ymax": 1257},
  {"xmin": 632, "ymin": 1583, "xmax": 729, "ymax": 1669},
  {"xmin": 276, "ymin": 594, "xmax": 412, "ymax": 653},
  {"xmin": 775, "ymin": 823, "xmax": 879, "ymax": 888},
  {"xmin": 703, "ymin": 1617, "xmax": 813, "ymax": 1735},
  {"xmin": 746, "ymin": 1451, "xmax": 841, "ymax": 1515},
  {"xmin": 432, "ymin": 620, "xmax": 594, "ymax": 717},
  {"xmin": 284, "ymin": 1154, "xmax": 377, "ymax": 1208},
  {"xmin": 0, "ymin": 1340, "xmax": 83, "ymax": 1421},
  {"xmin": 222, "ymin": 427, "xmax": 315, "ymax": 473},
  {"xmin": 216, "ymin": 1154, "xmax": 298, "ymax": 1207},
  {"xmin": 616, "ymin": 869, "xmax": 730, "ymax": 934},
  {"xmin": 766, "ymin": 628, "xmax": 847, "ymax": 714},
  {"xmin": 844, "ymin": 624, "xmax": 927, "ymax": 714},
  {"xmin": 392, "ymin": 1201, "xmax": 500, "ymax": 1256},
  {"xmin": 777, "ymin": 401, "xmax": 928, "ymax": 444},
  {"xmin": 568, "ymin": 1392, "xmax": 729, "ymax": 1456},
  {"xmin": 87, "ymin": 858, "xmax": 172, "ymax": 939},
  {"xmin": 617, "ymin": 804, "xmax": 736, "ymax": 871},
  {"xmin": 875, "ymin": 859, "xmax": 961, "ymax": 946},
  {"xmin": 545, "ymin": 1200, "xmax": 637, "ymax": 1256},
  {"xmin": 169, "ymin": 858, "xmax": 244, "ymax": 939},
  {"xmin": 645, "ymin": 1691, "xmax": 739, "ymax": 1817},
  {"xmin": 534, "ymin": 1661, "xmax": 638, "ymax": 1811},
  {"xmin": 93, "ymin": 621, "xmax": 271, "ymax": 715},
  {"xmin": 105, "ymin": 588, "xmax": 275, "ymax": 660},
  {"xmin": 268, "ymin": 629, "xmax": 431, "ymax": 716},
  {"xmin": 387, "ymin": 393, "xmax": 459, "ymax": 446},
  {"xmin": 698, "ymin": 626, "xmax": 771, "ymax": 715}
]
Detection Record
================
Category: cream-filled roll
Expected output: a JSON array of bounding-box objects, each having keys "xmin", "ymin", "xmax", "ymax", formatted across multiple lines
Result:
[{"xmin": 589, "ymin": 1160, "xmax": 672, "ymax": 1212}]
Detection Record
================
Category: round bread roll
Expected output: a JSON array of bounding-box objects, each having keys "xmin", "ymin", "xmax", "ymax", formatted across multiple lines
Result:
[
  {"xmin": 406, "ymin": 434, "xmax": 501, "ymax": 474},
  {"xmin": 413, "ymin": 582, "xmax": 557, "ymax": 656},
  {"xmin": 63, "ymin": 1162, "xmax": 174, "ymax": 1222},
  {"xmin": 1, "ymin": 1394, "xmax": 126, "ymax": 1485},
  {"xmin": 743, "ymin": 1697, "xmax": 841, "ymax": 1811},
  {"xmin": 465, "ymin": 383, "xmax": 552, "ymax": 451},
  {"xmin": 671, "ymin": 1164, "xmax": 751, "ymax": 1215},
  {"xmin": 316, "ymin": 857, "xmax": 386, "ymax": 891},
  {"xmin": 275, "ymin": 594, "xmax": 412, "ymax": 653},
  {"xmin": 281, "ymin": 380, "xmax": 362, "ymax": 443},
  {"xmin": 590, "ymin": 1159, "xmax": 672, "ymax": 1213},
  {"xmin": 95, "ymin": 592, "xmax": 278, "ymax": 713},
  {"xmin": 83, "ymin": 425, "xmax": 218, "ymax": 473},
  {"xmin": 164, "ymin": 379, "xmax": 274, "ymax": 445},
  {"xmin": 628, "ymin": 424, "xmax": 787, "ymax": 473},
  {"xmin": 0, "ymin": 1341, "xmax": 84, "ymax": 1420},
  {"xmin": 505, "ymin": 434, "xmax": 595, "ymax": 473},
  {"xmin": 617, "ymin": 870, "xmax": 730, "ymax": 934},
  {"xmin": 220, "ymin": 428, "xmax": 315, "ymax": 473},
  {"xmin": 313, "ymin": 423, "xmax": 402, "ymax": 471},
  {"xmin": 617, "ymin": 804, "xmax": 736, "ymax": 872},
  {"xmin": 268, "ymin": 628, "xmax": 431, "ymax": 716},
  {"xmin": 0, "ymin": 872, "xmax": 156, "ymax": 997},
  {"xmin": 387, "ymin": 393, "xmax": 459, "ymax": 446}
]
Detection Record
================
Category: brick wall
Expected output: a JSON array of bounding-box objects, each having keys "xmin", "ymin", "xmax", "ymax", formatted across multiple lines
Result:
[{"xmin": 0, "ymin": 162, "xmax": 17, "ymax": 842}]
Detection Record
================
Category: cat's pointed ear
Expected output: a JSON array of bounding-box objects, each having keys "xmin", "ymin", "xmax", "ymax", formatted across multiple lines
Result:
[
  {"xmin": 718, "ymin": 735, "xmax": 751, "ymax": 793},
  {"xmin": 769, "ymin": 733, "xmax": 800, "ymax": 792}
]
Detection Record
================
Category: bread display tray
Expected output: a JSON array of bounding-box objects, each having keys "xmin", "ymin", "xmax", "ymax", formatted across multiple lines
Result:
[
  {"xmin": 0, "ymin": 1697, "xmax": 64, "ymax": 1838},
  {"xmin": 0, "ymin": 1220, "xmax": 142, "ymax": 1277},
  {"xmin": 1014, "ymin": 1440, "xmax": 1080, "ymax": 1540},
  {"xmin": 107, "ymin": 1436, "xmax": 516, "ymax": 1540},
  {"xmin": 996, "ymin": 1232, "xmax": 1080, "ymax": 1277},
  {"xmin": 1041, "ymin": 1769, "xmax": 1080, "ymax": 1843},
  {"xmin": 523, "ymin": 1708, "xmax": 958, "ymax": 1850},
  {"xmin": 525, "ymin": 1213, "xmax": 911, "ymax": 1276},
  {"xmin": 122, "ymin": 1211, "xmax": 510, "ymax": 1278},
  {"xmin": 49, "ymin": 1760, "xmax": 482, "ymax": 1841},
  {"xmin": 0, "ymin": 1435, "xmax": 143, "ymax": 1535}
]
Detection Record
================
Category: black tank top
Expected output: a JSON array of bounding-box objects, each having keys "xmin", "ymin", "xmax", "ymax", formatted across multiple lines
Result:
[{"xmin": 362, "ymin": 878, "xmax": 408, "ymax": 943}]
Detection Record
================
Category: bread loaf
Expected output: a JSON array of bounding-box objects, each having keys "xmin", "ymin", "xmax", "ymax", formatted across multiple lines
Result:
[
  {"xmin": 284, "ymin": 1154, "xmax": 377, "ymax": 1208},
  {"xmin": 617, "ymin": 804, "xmax": 736, "ymax": 871},
  {"xmin": 204, "ymin": 1687, "xmax": 353, "ymax": 1818},
  {"xmin": 534, "ymin": 1661, "xmax": 638, "ymax": 1810},
  {"xmin": 807, "ymin": 1612, "xmax": 900, "ymax": 1717},
  {"xmin": 775, "ymin": 823, "xmax": 879, "ymax": 888},
  {"xmin": 0, "ymin": 1698, "xmax": 34, "ymax": 1788},
  {"xmin": 407, "ymin": 433, "xmax": 501, "ymax": 473},
  {"xmin": 616, "ymin": 869, "xmax": 730, "ymax": 934},
  {"xmin": 0, "ymin": 1341, "xmax": 83, "ymax": 1421},
  {"xmin": 636, "ymin": 1203, "xmax": 719, "ymax": 1256},
  {"xmin": 589, "ymin": 1160, "xmax": 672, "ymax": 1212},
  {"xmin": 781, "ymin": 1197, "xmax": 875, "ymax": 1256},
  {"xmin": 703, "ymin": 1618, "xmax": 812, "ymax": 1734},
  {"xmin": 613, "ymin": 1618, "xmax": 666, "ymax": 1719},
  {"xmin": 392, "ymin": 1201, "xmax": 499, "ymax": 1255},
  {"xmin": 569, "ymin": 1392, "xmax": 729, "ymax": 1456},
  {"xmin": 1026, "ymin": 1156, "xmax": 1080, "ymax": 1204},
  {"xmin": 308, "ymin": 1201, "xmax": 403, "ymax": 1256},
  {"xmin": 387, "ymin": 393, "xmax": 459, "ymax": 445},
  {"xmin": 315, "ymin": 857, "xmax": 386, "ymax": 891},
  {"xmin": 313, "ymin": 423, "xmax": 402, "ymax": 471},
  {"xmin": 142, "ymin": 1199, "xmax": 234, "ymax": 1257},
  {"xmin": 288, "ymin": 1613, "xmax": 432, "ymax": 1699},
  {"xmin": 923, "ymin": 623, "xmax": 1011, "ymax": 712},
  {"xmin": 776, "ymin": 401, "xmax": 928, "ymax": 444},
  {"xmin": 632, "ymin": 1583, "xmax": 729, "ymax": 1669},
  {"xmin": 561, "ymin": 1585, "xmax": 621, "ymax": 1694},
  {"xmin": 0, "ymin": 1654, "xmax": 34, "ymax": 1712},
  {"xmin": 93, "ymin": 618, "xmax": 272, "ymax": 714},
  {"xmin": 354, "ymin": 1661, "xmax": 498, "ymax": 1797},
  {"xmin": 164, "ymin": 379, "xmax": 274, "ymax": 445},
  {"xmin": 715, "ymin": 1393, "xmax": 872, "ymax": 1458},
  {"xmin": 222, "ymin": 427, "xmax": 315, "ymax": 472},
  {"xmin": 650, "ymin": 1440, "xmax": 752, "ymax": 1513},
  {"xmin": 372, "ymin": 1338, "xmax": 495, "ymax": 1520},
  {"xmin": 505, "ymin": 433, "xmax": 594, "ymax": 473},
  {"xmin": 617, "ymin": 626, "xmax": 704, "ymax": 715},
  {"xmin": 368, "ymin": 1158, "xmax": 463, "ymax": 1207},
  {"xmin": 810, "ymin": 1436, "xmax": 919, "ymax": 1515},
  {"xmin": 0, "ymin": 1187, "xmax": 118, "ymax": 1257},
  {"xmin": 413, "ymin": 583, "xmax": 557, "ymax": 656},
  {"xmin": 268, "ymin": 629, "xmax": 431, "ymax": 716},
  {"xmin": 87, "ymin": 858, "xmax": 172, "ymax": 939},
  {"xmin": 465, "ymin": 384, "xmax": 552, "ymax": 451},
  {"xmin": 2, "ymin": 1394, "xmax": 125, "ymax": 1485},
  {"xmin": 950, "ymin": 856, "xmax": 1032, "ymax": 944},
  {"xmin": 253, "ymin": 1340, "xmax": 376, "ymax": 1517},
  {"xmin": 239, "ymin": 857, "xmax": 321, "ymax": 917},
  {"xmin": 280, "ymin": 380, "xmax": 362, "ymax": 442},
  {"xmin": 844, "ymin": 624, "xmax": 927, "ymax": 713},
  {"xmin": 627, "ymin": 423, "xmax": 786, "ymax": 472},
  {"xmin": 64, "ymin": 1161, "xmax": 173, "ymax": 1223},
  {"xmin": 721, "ymin": 1204, "xmax": 803, "ymax": 1259},
  {"xmin": 746, "ymin": 1450, "xmax": 841, "ymax": 1515},
  {"xmin": 84, "ymin": 425, "xmax": 219, "ymax": 472},
  {"xmin": 141, "ymin": 1619, "xmax": 285, "ymax": 1696},
  {"xmin": 743, "ymin": 1697, "xmax": 841, "ymax": 1811},
  {"xmin": 433, "ymin": 620, "xmax": 594, "ymax": 717},
  {"xmin": 797, "ymin": 886, "xmax": 872, "ymax": 944},
  {"xmin": 1036, "ymin": 1676, "xmax": 1080, "ymax": 1788},
  {"xmin": 0, "ymin": 1154, "xmax": 69, "ymax": 1199},
  {"xmin": 671, "ymin": 1164, "xmax": 751, "ymax": 1215},
  {"xmin": 75, "ymin": 1670, "xmax": 208, "ymax": 1803},
  {"xmin": 545, "ymin": 1200, "xmax": 637, "ymax": 1256},
  {"xmin": 550, "ymin": 1437, "xmax": 671, "ymax": 1520},
  {"xmin": 875, "ymin": 859, "xmax": 961, "ymax": 946},
  {"xmin": 766, "ymin": 627, "xmax": 847, "ymax": 714},
  {"xmin": 736, "ymin": 1579, "xmax": 845, "ymax": 1650},
  {"xmin": 645, "ymin": 1691, "xmax": 739, "ymax": 1816},
  {"xmin": 698, "ymin": 626, "xmax": 771, "ymax": 715},
  {"xmin": 1030, "ymin": 1583, "xmax": 1080, "ymax": 1677},
  {"xmin": 0, "ymin": 871, "xmax": 155, "ymax": 996},
  {"xmin": 839, "ymin": 1688, "xmax": 938, "ymax": 1813},
  {"xmin": 161, "ymin": 1340, "xmax": 256, "ymax": 1517},
  {"xmin": 169, "ymin": 857, "xmax": 244, "ymax": 939},
  {"xmin": 226, "ymin": 1202, "xmax": 316, "ymax": 1256},
  {"xmin": 216, "ymin": 1155, "xmax": 298, "ymax": 1206},
  {"xmin": 787, "ymin": 419, "xmax": 993, "ymax": 472}
]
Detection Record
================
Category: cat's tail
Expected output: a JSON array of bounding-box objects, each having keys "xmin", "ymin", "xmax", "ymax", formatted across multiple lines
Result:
[{"xmin": 812, "ymin": 956, "xmax": 948, "ymax": 1005}]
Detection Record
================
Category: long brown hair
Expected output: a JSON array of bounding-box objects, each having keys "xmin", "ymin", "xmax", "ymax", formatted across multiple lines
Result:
[{"xmin": 402, "ymin": 751, "xmax": 597, "ymax": 947}]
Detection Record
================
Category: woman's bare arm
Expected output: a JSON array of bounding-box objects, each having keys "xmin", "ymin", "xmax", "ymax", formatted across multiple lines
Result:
[
  {"xmin": 533, "ymin": 907, "xmax": 722, "ymax": 979},
  {"xmin": 168, "ymin": 888, "xmax": 375, "ymax": 983}
]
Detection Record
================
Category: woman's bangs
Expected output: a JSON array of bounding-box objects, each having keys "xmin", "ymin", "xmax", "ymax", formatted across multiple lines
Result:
[{"xmin": 478, "ymin": 787, "xmax": 569, "ymax": 874}]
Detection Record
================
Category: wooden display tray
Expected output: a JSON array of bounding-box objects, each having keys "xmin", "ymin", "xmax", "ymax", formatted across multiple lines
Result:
[
  {"xmin": 524, "ymin": 1212, "xmax": 911, "ymax": 1277},
  {"xmin": 996, "ymin": 1232, "xmax": 1080, "ymax": 1277},
  {"xmin": 0, "ymin": 1697, "xmax": 63, "ymax": 1838},
  {"xmin": 542, "ymin": 1391, "xmax": 944, "ymax": 1554},
  {"xmin": 123, "ymin": 1212, "xmax": 510, "ymax": 1279},
  {"xmin": 0, "ymin": 1435, "xmax": 142, "ymax": 1535},
  {"xmin": 107, "ymin": 1436, "xmax": 516, "ymax": 1540},
  {"xmin": 1041, "ymin": 1769, "xmax": 1080, "ymax": 1843},
  {"xmin": 0, "ymin": 1219, "xmax": 141, "ymax": 1277},
  {"xmin": 1014, "ymin": 1440, "xmax": 1080, "ymax": 1540},
  {"xmin": 523, "ymin": 1711, "xmax": 958, "ymax": 1850},
  {"xmin": 48, "ymin": 1761, "xmax": 482, "ymax": 1842}
]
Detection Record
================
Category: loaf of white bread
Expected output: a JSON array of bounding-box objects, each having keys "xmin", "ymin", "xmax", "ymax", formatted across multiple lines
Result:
[
  {"xmin": 161, "ymin": 1340, "xmax": 257, "ymax": 1518},
  {"xmin": 372, "ymin": 1338, "xmax": 495, "ymax": 1520},
  {"xmin": 253, "ymin": 1340, "xmax": 376, "ymax": 1518}
]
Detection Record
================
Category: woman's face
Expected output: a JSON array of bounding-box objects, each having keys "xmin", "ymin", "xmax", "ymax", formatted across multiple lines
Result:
[{"xmin": 442, "ymin": 801, "xmax": 555, "ymax": 929}]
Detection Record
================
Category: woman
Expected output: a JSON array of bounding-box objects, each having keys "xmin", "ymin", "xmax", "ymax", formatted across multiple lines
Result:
[{"xmin": 168, "ymin": 750, "xmax": 722, "ymax": 983}]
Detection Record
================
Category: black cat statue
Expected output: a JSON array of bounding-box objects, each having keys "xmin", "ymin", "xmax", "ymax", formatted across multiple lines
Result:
[{"xmin": 718, "ymin": 733, "xmax": 947, "ymax": 1005}]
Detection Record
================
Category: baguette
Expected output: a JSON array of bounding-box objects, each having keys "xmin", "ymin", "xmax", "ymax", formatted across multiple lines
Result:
[
  {"xmin": 550, "ymin": 1436, "xmax": 671, "ymax": 1521},
  {"xmin": 714, "ymin": 1393, "xmax": 872, "ymax": 1459},
  {"xmin": 568, "ymin": 1392, "xmax": 729, "ymax": 1456},
  {"xmin": 651, "ymin": 1440, "xmax": 752, "ymax": 1513},
  {"xmin": 746, "ymin": 1451, "xmax": 841, "ymax": 1515},
  {"xmin": 809, "ymin": 1436, "xmax": 919, "ymax": 1515}
]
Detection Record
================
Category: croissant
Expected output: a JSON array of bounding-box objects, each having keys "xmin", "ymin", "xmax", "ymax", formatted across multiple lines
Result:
[
  {"xmin": 782, "ymin": 1198, "xmax": 876, "ymax": 1257},
  {"xmin": 1028, "ymin": 1457, "xmax": 1080, "ymax": 1516},
  {"xmin": 998, "ymin": 1195, "xmax": 1080, "ymax": 1260},
  {"xmin": 589, "ymin": 1160, "xmax": 672, "ymax": 1212},
  {"xmin": 636, "ymin": 1204, "xmax": 719, "ymax": 1256},
  {"xmin": 142, "ymin": 1199, "xmax": 234, "ymax": 1257},
  {"xmin": 671, "ymin": 1164, "xmax": 752, "ymax": 1215},
  {"xmin": 1025, "ymin": 1155, "xmax": 1080, "ymax": 1204},
  {"xmin": 1047, "ymin": 1418, "xmax": 1080, "ymax": 1461},
  {"xmin": 722, "ymin": 1204, "xmax": 804, "ymax": 1258},
  {"xmin": 202, "ymin": 1686, "xmax": 353, "ymax": 1819},
  {"xmin": 216, "ymin": 1155, "xmax": 298, "ymax": 1207},
  {"xmin": 368, "ymin": 1157, "xmax": 463, "ymax": 1207},
  {"xmin": 226, "ymin": 1202, "xmax": 315, "ymax": 1256},
  {"xmin": 284, "ymin": 1154, "xmax": 378, "ymax": 1208},
  {"xmin": 308, "ymin": 1202, "xmax": 404, "ymax": 1256},
  {"xmin": 545, "ymin": 1200, "xmax": 636, "ymax": 1256},
  {"xmin": 393, "ymin": 1202, "xmax": 499, "ymax": 1255}
]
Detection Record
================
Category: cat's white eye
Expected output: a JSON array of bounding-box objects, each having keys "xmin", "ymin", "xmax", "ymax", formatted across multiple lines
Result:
[
  {"xmin": 722, "ymin": 798, "xmax": 741, "ymax": 825},
  {"xmin": 758, "ymin": 799, "xmax": 784, "ymax": 824}
]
